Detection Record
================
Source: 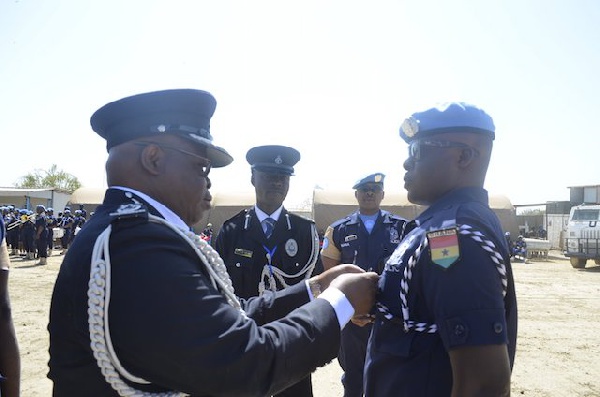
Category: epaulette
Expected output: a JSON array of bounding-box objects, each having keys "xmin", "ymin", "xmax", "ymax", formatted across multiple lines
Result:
[
  {"xmin": 109, "ymin": 203, "xmax": 149, "ymax": 222},
  {"xmin": 330, "ymin": 215, "xmax": 352, "ymax": 228},
  {"xmin": 223, "ymin": 208, "xmax": 250, "ymax": 224},
  {"xmin": 388, "ymin": 213, "xmax": 406, "ymax": 222}
]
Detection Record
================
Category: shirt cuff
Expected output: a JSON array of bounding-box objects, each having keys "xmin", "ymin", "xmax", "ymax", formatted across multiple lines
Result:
[{"xmin": 317, "ymin": 287, "xmax": 354, "ymax": 329}]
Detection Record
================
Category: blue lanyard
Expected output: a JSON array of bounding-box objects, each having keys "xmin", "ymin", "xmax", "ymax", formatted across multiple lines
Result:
[{"xmin": 263, "ymin": 245, "xmax": 278, "ymax": 276}]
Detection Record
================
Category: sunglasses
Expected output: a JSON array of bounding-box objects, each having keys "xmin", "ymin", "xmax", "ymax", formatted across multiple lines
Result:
[
  {"xmin": 408, "ymin": 139, "xmax": 479, "ymax": 161},
  {"xmin": 358, "ymin": 185, "xmax": 383, "ymax": 193},
  {"xmin": 135, "ymin": 141, "xmax": 212, "ymax": 177}
]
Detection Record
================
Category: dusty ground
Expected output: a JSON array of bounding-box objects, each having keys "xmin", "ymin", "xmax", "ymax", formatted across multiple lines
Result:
[{"xmin": 7, "ymin": 250, "xmax": 600, "ymax": 396}]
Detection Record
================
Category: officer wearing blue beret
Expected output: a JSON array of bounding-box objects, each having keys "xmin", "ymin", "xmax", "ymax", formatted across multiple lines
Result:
[
  {"xmin": 364, "ymin": 102, "xmax": 518, "ymax": 396},
  {"xmin": 48, "ymin": 89, "xmax": 378, "ymax": 396},
  {"xmin": 321, "ymin": 172, "xmax": 406, "ymax": 397},
  {"xmin": 215, "ymin": 144, "xmax": 322, "ymax": 397}
]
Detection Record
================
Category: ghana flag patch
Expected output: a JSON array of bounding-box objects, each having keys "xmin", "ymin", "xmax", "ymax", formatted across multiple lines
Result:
[{"xmin": 427, "ymin": 227, "xmax": 460, "ymax": 269}]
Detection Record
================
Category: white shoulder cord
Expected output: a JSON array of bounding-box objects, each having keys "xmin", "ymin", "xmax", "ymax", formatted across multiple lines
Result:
[
  {"xmin": 87, "ymin": 214, "xmax": 246, "ymax": 397},
  {"xmin": 258, "ymin": 225, "xmax": 320, "ymax": 295}
]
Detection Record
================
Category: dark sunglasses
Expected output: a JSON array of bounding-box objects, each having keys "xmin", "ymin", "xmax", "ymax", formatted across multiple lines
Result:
[
  {"xmin": 408, "ymin": 139, "xmax": 479, "ymax": 161},
  {"xmin": 135, "ymin": 141, "xmax": 212, "ymax": 177},
  {"xmin": 358, "ymin": 185, "xmax": 383, "ymax": 193}
]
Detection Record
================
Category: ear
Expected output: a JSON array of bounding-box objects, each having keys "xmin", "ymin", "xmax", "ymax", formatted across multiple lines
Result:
[
  {"xmin": 457, "ymin": 147, "xmax": 477, "ymax": 169},
  {"xmin": 381, "ymin": 191, "xmax": 385, "ymax": 200},
  {"xmin": 139, "ymin": 144, "xmax": 164, "ymax": 176},
  {"xmin": 250, "ymin": 171, "xmax": 256, "ymax": 187},
  {"xmin": 354, "ymin": 190, "xmax": 359, "ymax": 200}
]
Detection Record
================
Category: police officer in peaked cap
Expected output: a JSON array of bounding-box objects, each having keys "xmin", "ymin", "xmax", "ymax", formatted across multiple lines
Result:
[
  {"xmin": 48, "ymin": 89, "xmax": 378, "ymax": 396},
  {"xmin": 364, "ymin": 102, "xmax": 517, "ymax": 396},
  {"xmin": 215, "ymin": 144, "xmax": 323, "ymax": 397},
  {"xmin": 321, "ymin": 172, "xmax": 406, "ymax": 397}
]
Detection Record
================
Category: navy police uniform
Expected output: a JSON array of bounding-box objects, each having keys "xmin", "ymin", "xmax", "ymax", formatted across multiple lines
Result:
[
  {"xmin": 364, "ymin": 103, "xmax": 517, "ymax": 396},
  {"xmin": 34, "ymin": 205, "xmax": 48, "ymax": 260},
  {"xmin": 321, "ymin": 173, "xmax": 406, "ymax": 397},
  {"xmin": 214, "ymin": 145, "xmax": 321, "ymax": 397},
  {"xmin": 46, "ymin": 208, "xmax": 57, "ymax": 252},
  {"xmin": 215, "ymin": 207, "xmax": 321, "ymax": 300},
  {"xmin": 48, "ymin": 89, "xmax": 341, "ymax": 396}
]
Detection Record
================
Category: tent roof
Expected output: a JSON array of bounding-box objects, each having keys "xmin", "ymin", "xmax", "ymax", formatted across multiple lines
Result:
[
  {"xmin": 313, "ymin": 189, "xmax": 513, "ymax": 210},
  {"xmin": 69, "ymin": 187, "xmax": 106, "ymax": 205},
  {"xmin": 210, "ymin": 190, "xmax": 255, "ymax": 206},
  {"xmin": 312, "ymin": 189, "xmax": 413, "ymax": 206}
]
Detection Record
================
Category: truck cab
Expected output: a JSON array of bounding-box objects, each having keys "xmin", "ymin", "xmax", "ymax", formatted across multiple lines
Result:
[{"xmin": 564, "ymin": 204, "xmax": 600, "ymax": 268}]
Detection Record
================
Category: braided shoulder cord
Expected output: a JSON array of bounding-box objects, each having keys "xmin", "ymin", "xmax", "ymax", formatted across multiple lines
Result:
[
  {"xmin": 258, "ymin": 225, "xmax": 320, "ymax": 295},
  {"xmin": 376, "ymin": 224, "xmax": 507, "ymax": 334},
  {"xmin": 87, "ymin": 215, "xmax": 246, "ymax": 397},
  {"xmin": 458, "ymin": 224, "xmax": 508, "ymax": 296}
]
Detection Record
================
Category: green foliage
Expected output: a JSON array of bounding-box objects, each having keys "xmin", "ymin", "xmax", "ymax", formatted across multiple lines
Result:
[{"xmin": 15, "ymin": 164, "xmax": 82, "ymax": 193}]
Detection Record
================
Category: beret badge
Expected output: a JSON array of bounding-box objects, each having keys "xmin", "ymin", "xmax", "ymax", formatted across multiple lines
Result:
[{"xmin": 401, "ymin": 116, "xmax": 419, "ymax": 138}]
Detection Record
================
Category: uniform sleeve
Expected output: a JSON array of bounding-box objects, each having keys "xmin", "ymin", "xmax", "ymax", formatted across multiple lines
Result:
[
  {"xmin": 320, "ymin": 225, "xmax": 341, "ymax": 261},
  {"xmin": 421, "ymin": 231, "xmax": 508, "ymax": 351},
  {"xmin": 109, "ymin": 223, "xmax": 340, "ymax": 396}
]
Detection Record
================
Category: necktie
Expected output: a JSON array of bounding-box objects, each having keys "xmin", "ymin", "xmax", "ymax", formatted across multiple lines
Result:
[{"xmin": 263, "ymin": 217, "xmax": 276, "ymax": 239}]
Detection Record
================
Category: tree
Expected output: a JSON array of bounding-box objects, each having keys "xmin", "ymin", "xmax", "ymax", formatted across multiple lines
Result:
[{"xmin": 15, "ymin": 164, "xmax": 82, "ymax": 193}]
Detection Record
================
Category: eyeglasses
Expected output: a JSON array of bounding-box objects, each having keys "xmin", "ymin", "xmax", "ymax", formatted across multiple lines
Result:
[
  {"xmin": 358, "ymin": 185, "xmax": 383, "ymax": 193},
  {"xmin": 135, "ymin": 141, "xmax": 212, "ymax": 177},
  {"xmin": 408, "ymin": 139, "xmax": 479, "ymax": 161}
]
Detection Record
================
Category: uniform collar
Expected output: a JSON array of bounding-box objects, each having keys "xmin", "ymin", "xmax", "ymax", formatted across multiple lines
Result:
[
  {"xmin": 417, "ymin": 187, "xmax": 489, "ymax": 222},
  {"xmin": 254, "ymin": 205, "xmax": 284, "ymax": 223},
  {"xmin": 110, "ymin": 186, "xmax": 189, "ymax": 231}
]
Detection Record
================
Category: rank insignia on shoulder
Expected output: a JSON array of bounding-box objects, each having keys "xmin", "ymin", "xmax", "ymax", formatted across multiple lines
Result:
[
  {"xmin": 234, "ymin": 248, "xmax": 253, "ymax": 258},
  {"xmin": 109, "ymin": 204, "xmax": 149, "ymax": 221},
  {"xmin": 427, "ymin": 227, "xmax": 460, "ymax": 269}
]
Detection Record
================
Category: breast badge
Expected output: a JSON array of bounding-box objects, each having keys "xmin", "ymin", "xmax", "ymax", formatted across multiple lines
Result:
[{"xmin": 285, "ymin": 238, "xmax": 298, "ymax": 257}]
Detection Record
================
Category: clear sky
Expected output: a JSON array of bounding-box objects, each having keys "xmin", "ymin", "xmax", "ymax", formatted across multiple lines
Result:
[{"xmin": 2, "ymin": 0, "xmax": 599, "ymax": 207}]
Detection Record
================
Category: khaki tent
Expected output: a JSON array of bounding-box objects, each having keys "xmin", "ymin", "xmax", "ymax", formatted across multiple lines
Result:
[
  {"xmin": 68, "ymin": 187, "xmax": 518, "ymax": 238},
  {"xmin": 68, "ymin": 187, "xmax": 106, "ymax": 215},
  {"xmin": 197, "ymin": 190, "xmax": 257, "ymax": 234},
  {"xmin": 312, "ymin": 189, "xmax": 518, "ymax": 236}
]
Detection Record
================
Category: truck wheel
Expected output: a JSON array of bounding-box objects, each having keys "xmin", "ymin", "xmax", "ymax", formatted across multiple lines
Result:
[{"xmin": 570, "ymin": 257, "xmax": 587, "ymax": 268}]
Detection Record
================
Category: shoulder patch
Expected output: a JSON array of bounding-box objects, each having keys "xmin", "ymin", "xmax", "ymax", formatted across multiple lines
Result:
[{"xmin": 427, "ymin": 227, "xmax": 460, "ymax": 269}]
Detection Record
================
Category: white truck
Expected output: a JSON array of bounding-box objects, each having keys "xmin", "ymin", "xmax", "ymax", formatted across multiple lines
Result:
[{"xmin": 564, "ymin": 204, "xmax": 600, "ymax": 268}]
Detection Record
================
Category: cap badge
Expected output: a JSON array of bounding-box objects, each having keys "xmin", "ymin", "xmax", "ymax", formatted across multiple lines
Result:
[
  {"xmin": 374, "ymin": 174, "xmax": 382, "ymax": 183},
  {"xmin": 401, "ymin": 116, "xmax": 419, "ymax": 138},
  {"xmin": 274, "ymin": 155, "xmax": 283, "ymax": 165},
  {"xmin": 157, "ymin": 124, "xmax": 166, "ymax": 133}
]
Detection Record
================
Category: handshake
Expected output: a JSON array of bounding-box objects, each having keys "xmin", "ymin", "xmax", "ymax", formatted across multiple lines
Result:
[{"xmin": 308, "ymin": 264, "xmax": 379, "ymax": 323}]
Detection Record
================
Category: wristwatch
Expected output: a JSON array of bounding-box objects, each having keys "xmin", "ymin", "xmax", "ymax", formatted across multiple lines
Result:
[{"xmin": 308, "ymin": 279, "xmax": 322, "ymax": 299}]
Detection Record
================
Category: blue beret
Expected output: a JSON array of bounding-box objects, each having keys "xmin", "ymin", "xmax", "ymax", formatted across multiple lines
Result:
[
  {"xmin": 352, "ymin": 173, "xmax": 385, "ymax": 189},
  {"xmin": 90, "ymin": 89, "xmax": 233, "ymax": 167},
  {"xmin": 246, "ymin": 145, "xmax": 300, "ymax": 176},
  {"xmin": 399, "ymin": 102, "xmax": 495, "ymax": 142}
]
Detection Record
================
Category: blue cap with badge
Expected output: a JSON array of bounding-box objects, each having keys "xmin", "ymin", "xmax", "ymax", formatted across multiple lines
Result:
[
  {"xmin": 399, "ymin": 102, "xmax": 495, "ymax": 143},
  {"xmin": 246, "ymin": 145, "xmax": 300, "ymax": 176},
  {"xmin": 352, "ymin": 173, "xmax": 385, "ymax": 190},
  {"xmin": 90, "ymin": 89, "xmax": 233, "ymax": 167}
]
